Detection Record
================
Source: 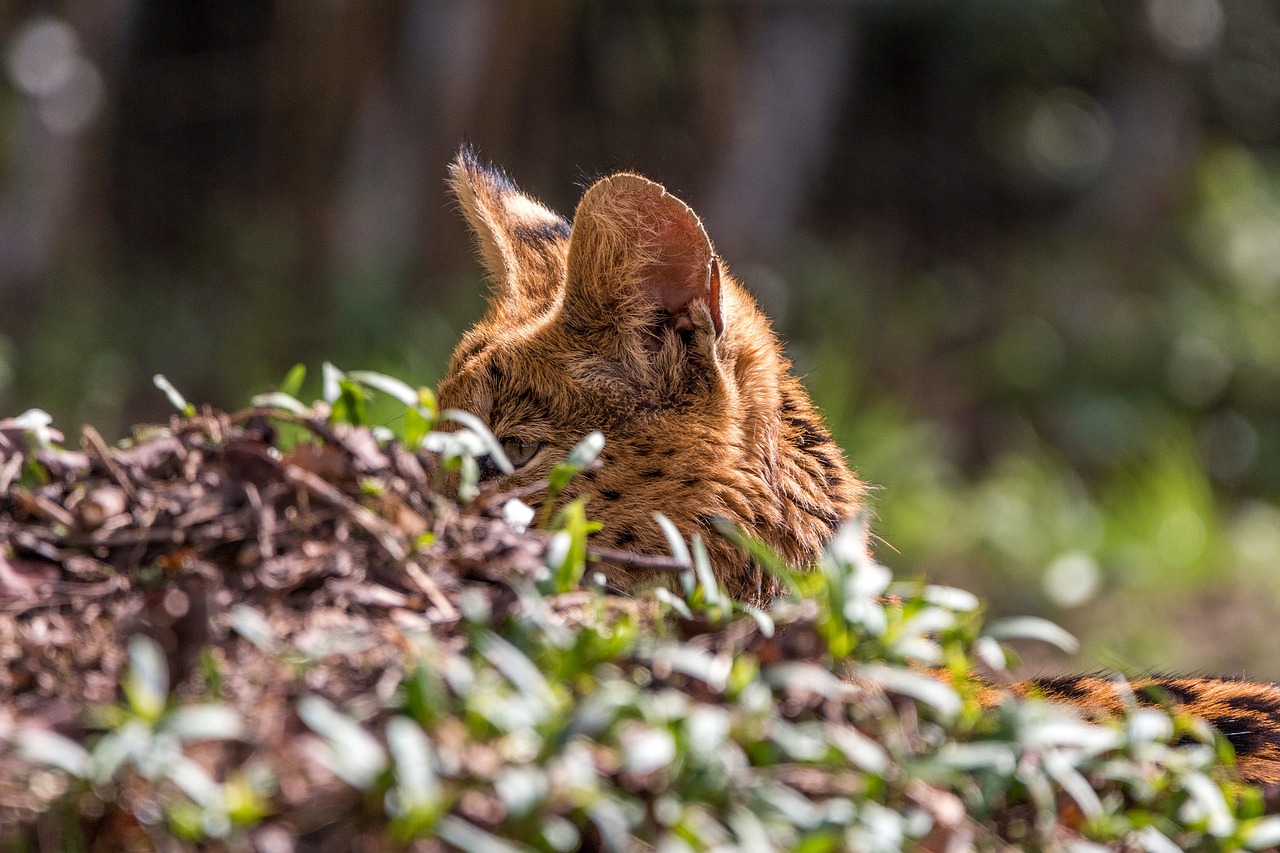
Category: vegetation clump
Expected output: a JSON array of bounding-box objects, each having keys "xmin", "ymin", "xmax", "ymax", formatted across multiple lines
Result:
[{"xmin": 1, "ymin": 367, "xmax": 1276, "ymax": 851}]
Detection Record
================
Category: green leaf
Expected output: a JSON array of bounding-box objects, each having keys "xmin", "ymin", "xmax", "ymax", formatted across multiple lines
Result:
[
  {"xmin": 386, "ymin": 716, "xmax": 443, "ymax": 836},
  {"xmin": 332, "ymin": 378, "xmax": 369, "ymax": 425},
  {"xmin": 322, "ymin": 362, "xmax": 344, "ymax": 404},
  {"xmin": 279, "ymin": 363, "xmax": 307, "ymax": 397},
  {"xmin": 349, "ymin": 370, "xmax": 420, "ymax": 407},
  {"xmin": 296, "ymin": 695, "xmax": 387, "ymax": 790},
  {"xmin": 418, "ymin": 386, "xmax": 439, "ymax": 420},
  {"xmin": 547, "ymin": 499, "xmax": 592, "ymax": 592},
  {"xmin": 10, "ymin": 408, "xmax": 57, "ymax": 449},
  {"xmin": 690, "ymin": 534, "xmax": 722, "ymax": 610},
  {"xmin": 224, "ymin": 770, "xmax": 273, "ymax": 826},
  {"xmin": 403, "ymin": 657, "xmax": 448, "ymax": 727},
  {"xmin": 984, "ymin": 617, "xmax": 1079, "ymax": 654},
  {"xmin": 124, "ymin": 634, "xmax": 169, "ymax": 723},
  {"xmin": 547, "ymin": 431, "xmax": 604, "ymax": 497},
  {"xmin": 404, "ymin": 405, "xmax": 432, "ymax": 448},
  {"xmin": 710, "ymin": 517, "xmax": 799, "ymax": 596},
  {"xmin": 153, "ymin": 374, "xmax": 196, "ymax": 417},
  {"xmin": 16, "ymin": 728, "xmax": 92, "ymax": 778},
  {"xmin": 655, "ymin": 513, "xmax": 692, "ymax": 568},
  {"xmin": 249, "ymin": 391, "xmax": 309, "ymax": 414},
  {"xmin": 163, "ymin": 705, "xmax": 245, "ymax": 742},
  {"xmin": 443, "ymin": 409, "xmax": 513, "ymax": 474}
]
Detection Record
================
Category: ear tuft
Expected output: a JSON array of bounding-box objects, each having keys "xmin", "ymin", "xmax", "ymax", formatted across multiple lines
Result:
[
  {"xmin": 564, "ymin": 174, "xmax": 723, "ymax": 341},
  {"xmin": 449, "ymin": 147, "xmax": 570, "ymax": 304}
]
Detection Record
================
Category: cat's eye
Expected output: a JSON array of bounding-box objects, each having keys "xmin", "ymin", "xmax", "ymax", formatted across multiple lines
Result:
[{"xmin": 499, "ymin": 436, "xmax": 542, "ymax": 469}]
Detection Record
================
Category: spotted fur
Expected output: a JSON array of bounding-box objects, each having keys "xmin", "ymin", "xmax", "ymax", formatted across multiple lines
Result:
[
  {"xmin": 439, "ymin": 147, "xmax": 864, "ymax": 602},
  {"xmin": 437, "ymin": 148, "xmax": 1280, "ymax": 785}
]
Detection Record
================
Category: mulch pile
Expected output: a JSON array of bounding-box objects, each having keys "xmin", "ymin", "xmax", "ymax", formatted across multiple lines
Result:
[
  {"xmin": 0, "ymin": 409, "xmax": 573, "ymax": 845},
  {"xmin": 10, "ymin": 409, "xmax": 1271, "ymax": 851}
]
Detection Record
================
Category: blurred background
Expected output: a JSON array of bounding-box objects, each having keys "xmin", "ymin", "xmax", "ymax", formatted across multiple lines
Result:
[{"xmin": 2, "ymin": 0, "xmax": 1280, "ymax": 679}]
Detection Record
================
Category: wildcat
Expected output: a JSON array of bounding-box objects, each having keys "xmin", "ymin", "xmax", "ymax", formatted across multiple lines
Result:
[{"xmin": 436, "ymin": 148, "xmax": 1280, "ymax": 786}]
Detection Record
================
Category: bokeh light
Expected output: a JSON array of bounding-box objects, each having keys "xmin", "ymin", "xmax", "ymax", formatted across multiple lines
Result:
[
  {"xmin": 5, "ymin": 16, "xmax": 102, "ymax": 137},
  {"xmin": 1146, "ymin": 0, "xmax": 1224, "ymax": 60}
]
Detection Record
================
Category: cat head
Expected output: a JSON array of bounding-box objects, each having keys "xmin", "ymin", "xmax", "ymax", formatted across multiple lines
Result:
[
  {"xmin": 437, "ymin": 148, "xmax": 863, "ymax": 600},
  {"xmin": 439, "ymin": 147, "xmax": 740, "ymax": 477}
]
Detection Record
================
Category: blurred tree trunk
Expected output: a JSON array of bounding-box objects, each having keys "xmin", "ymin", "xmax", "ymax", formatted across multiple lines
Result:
[
  {"xmin": 262, "ymin": 0, "xmax": 402, "ymax": 281},
  {"xmin": 407, "ymin": 1, "xmax": 578, "ymax": 279},
  {"xmin": 98, "ymin": 0, "xmax": 401, "ymax": 410},
  {"xmin": 703, "ymin": 3, "xmax": 859, "ymax": 265},
  {"xmin": 109, "ymin": 0, "xmax": 274, "ymax": 262},
  {"xmin": 330, "ymin": 0, "xmax": 506, "ymax": 297}
]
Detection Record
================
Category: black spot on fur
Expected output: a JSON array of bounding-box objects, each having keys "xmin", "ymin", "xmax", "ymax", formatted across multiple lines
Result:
[
  {"xmin": 1227, "ymin": 693, "xmax": 1278, "ymax": 714},
  {"xmin": 514, "ymin": 219, "xmax": 571, "ymax": 244},
  {"xmin": 642, "ymin": 468, "xmax": 665, "ymax": 480},
  {"xmin": 1141, "ymin": 680, "xmax": 1200, "ymax": 707},
  {"xmin": 600, "ymin": 489, "xmax": 621, "ymax": 501},
  {"xmin": 1225, "ymin": 694, "xmax": 1280, "ymax": 728},
  {"xmin": 803, "ymin": 445, "xmax": 838, "ymax": 483},
  {"xmin": 814, "ymin": 451, "xmax": 839, "ymax": 472},
  {"xmin": 616, "ymin": 527, "xmax": 637, "ymax": 546},
  {"xmin": 796, "ymin": 497, "xmax": 841, "ymax": 531},
  {"xmin": 1214, "ymin": 716, "xmax": 1269, "ymax": 756},
  {"xmin": 1032, "ymin": 677, "xmax": 1091, "ymax": 702},
  {"xmin": 681, "ymin": 477, "xmax": 698, "ymax": 487},
  {"xmin": 788, "ymin": 415, "xmax": 830, "ymax": 449}
]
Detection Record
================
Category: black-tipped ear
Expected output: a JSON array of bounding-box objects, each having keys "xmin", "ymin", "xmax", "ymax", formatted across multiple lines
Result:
[
  {"xmin": 562, "ymin": 173, "xmax": 723, "ymax": 342},
  {"xmin": 449, "ymin": 147, "xmax": 570, "ymax": 308}
]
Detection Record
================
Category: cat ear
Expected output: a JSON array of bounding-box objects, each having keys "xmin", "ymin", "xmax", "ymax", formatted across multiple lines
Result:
[
  {"xmin": 562, "ymin": 173, "xmax": 724, "ymax": 344},
  {"xmin": 449, "ymin": 147, "xmax": 570, "ymax": 308}
]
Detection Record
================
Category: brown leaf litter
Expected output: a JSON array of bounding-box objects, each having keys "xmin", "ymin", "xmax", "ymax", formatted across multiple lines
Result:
[{"xmin": 0, "ymin": 407, "xmax": 670, "ymax": 846}]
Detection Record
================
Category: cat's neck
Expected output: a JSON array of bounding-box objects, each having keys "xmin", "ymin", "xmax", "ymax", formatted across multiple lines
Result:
[{"xmin": 727, "ymin": 291, "xmax": 867, "ymax": 565}]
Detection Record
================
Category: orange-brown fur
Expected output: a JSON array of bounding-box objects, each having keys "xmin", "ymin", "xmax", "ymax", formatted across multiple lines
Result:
[
  {"xmin": 437, "ymin": 148, "xmax": 1280, "ymax": 786},
  {"xmin": 439, "ymin": 148, "xmax": 864, "ymax": 602}
]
